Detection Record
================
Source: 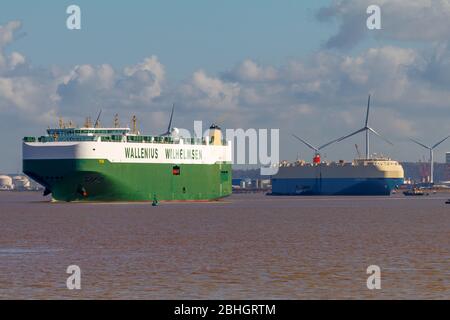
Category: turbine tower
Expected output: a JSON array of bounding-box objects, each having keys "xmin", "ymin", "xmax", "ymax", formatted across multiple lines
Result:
[
  {"xmin": 334, "ymin": 95, "xmax": 393, "ymax": 159},
  {"xmin": 410, "ymin": 136, "xmax": 450, "ymax": 184}
]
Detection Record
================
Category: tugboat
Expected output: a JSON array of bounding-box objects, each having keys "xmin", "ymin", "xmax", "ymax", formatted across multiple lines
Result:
[{"xmin": 403, "ymin": 187, "xmax": 427, "ymax": 196}]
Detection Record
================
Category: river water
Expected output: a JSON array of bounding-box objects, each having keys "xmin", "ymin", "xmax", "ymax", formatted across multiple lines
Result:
[{"xmin": 0, "ymin": 192, "xmax": 449, "ymax": 299}]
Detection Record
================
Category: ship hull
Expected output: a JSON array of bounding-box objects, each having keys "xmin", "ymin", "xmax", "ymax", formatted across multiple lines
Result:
[
  {"xmin": 271, "ymin": 177, "xmax": 403, "ymax": 196},
  {"xmin": 23, "ymin": 159, "xmax": 232, "ymax": 202},
  {"xmin": 271, "ymin": 160, "xmax": 404, "ymax": 196}
]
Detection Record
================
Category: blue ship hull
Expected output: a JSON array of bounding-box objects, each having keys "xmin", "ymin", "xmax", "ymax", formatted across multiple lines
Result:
[{"xmin": 271, "ymin": 178, "xmax": 404, "ymax": 196}]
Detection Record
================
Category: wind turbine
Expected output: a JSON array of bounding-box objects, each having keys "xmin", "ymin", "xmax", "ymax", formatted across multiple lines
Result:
[
  {"xmin": 334, "ymin": 95, "xmax": 393, "ymax": 159},
  {"xmin": 160, "ymin": 103, "xmax": 175, "ymax": 136},
  {"xmin": 292, "ymin": 134, "xmax": 343, "ymax": 158},
  {"xmin": 410, "ymin": 135, "xmax": 450, "ymax": 184}
]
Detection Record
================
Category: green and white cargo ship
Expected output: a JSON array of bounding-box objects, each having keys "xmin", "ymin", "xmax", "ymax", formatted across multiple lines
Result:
[{"xmin": 23, "ymin": 121, "xmax": 232, "ymax": 202}]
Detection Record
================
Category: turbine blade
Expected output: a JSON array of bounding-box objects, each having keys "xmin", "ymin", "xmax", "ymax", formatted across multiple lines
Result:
[
  {"xmin": 432, "ymin": 135, "xmax": 450, "ymax": 149},
  {"xmin": 334, "ymin": 128, "xmax": 367, "ymax": 144},
  {"xmin": 365, "ymin": 94, "xmax": 371, "ymax": 127},
  {"xmin": 292, "ymin": 134, "xmax": 319, "ymax": 152},
  {"xmin": 319, "ymin": 137, "xmax": 345, "ymax": 150},
  {"xmin": 410, "ymin": 138, "xmax": 430, "ymax": 150},
  {"xmin": 368, "ymin": 127, "xmax": 393, "ymax": 145}
]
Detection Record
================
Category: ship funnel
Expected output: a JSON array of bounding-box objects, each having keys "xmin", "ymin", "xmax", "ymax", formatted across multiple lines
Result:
[{"xmin": 209, "ymin": 124, "xmax": 222, "ymax": 145}]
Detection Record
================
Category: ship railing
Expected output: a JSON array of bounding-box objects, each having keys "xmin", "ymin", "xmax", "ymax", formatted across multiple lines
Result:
[
  {"xmin": 124, "ymin": 135, "xmax": 213, "ymax": 145},
  {"xmin": 34, "ymin": 136, "xmax": 98, "ymax": 142},
  {"xmin": 25, "ymin": 135, "xmax": 228, "ymax": 146},
  {"xmin": 23, "ymin": 137, "xmax": 36, "ymax": 143}
]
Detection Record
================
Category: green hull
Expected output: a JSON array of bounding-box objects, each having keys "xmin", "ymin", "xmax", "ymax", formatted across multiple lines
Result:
[{"xmin": 23, "ymin": 159, "xmax": 232, "ymax": 202}]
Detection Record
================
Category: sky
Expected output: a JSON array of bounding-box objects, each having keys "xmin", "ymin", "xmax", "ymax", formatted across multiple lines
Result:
[{"xmin": 1, "ymin": 0, "xmax": 450, "ymax": 173}]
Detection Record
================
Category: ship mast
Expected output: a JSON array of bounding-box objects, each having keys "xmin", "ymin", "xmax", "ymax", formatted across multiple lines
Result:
[
  {"xmin": 131, "ymin": 115, "xmax": 137, "ymax": 134},
  {"xmin": 84, "ymin": 117, "xmax": 92, "ymax": 128},
  {"xmin": 114, "ymin": 114, "xmax": 120, "ymax": 128}
]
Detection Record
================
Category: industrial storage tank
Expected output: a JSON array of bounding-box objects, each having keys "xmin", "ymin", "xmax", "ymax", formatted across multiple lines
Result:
[{"xmin": 0, "ymin": 175, "xmax": 13, "ymax": 190}]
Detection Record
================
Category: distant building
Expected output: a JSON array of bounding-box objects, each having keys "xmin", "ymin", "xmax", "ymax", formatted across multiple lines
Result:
[
  {"xmin": 402, "ymin": 162, "xmax": 448, "ymax": 183},
  {"xmin": 446, "ymin": 152, "xmax": 450, "ymax": 164}
]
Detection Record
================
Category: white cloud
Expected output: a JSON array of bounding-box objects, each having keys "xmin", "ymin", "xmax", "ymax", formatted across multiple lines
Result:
[
  {"xmin": 122, "ymin": 55, "xmax": 165, "ymax": 101},
  {"xmin": 57, "ymin": 56, "xmax": 166, "ymax": 115},
  {"xmin": 180, "ymin": 70, "xmax": 240, "ymax": 109},
  {"xmin": 380, "ymin": 0, "xmax": 450, "ymax": 42},
  {"xmin": 231, "ymin": 59, "xmax": 278, "ymax": 82},
  {"xmin": 65, "ymin": 64, "xmax": 115, "ymax": 89},
  {"xmin": 0, "ymin": 21, "xmax": 59, "ymax": 123},
  {"xmin": 0, "ymin": 21, "xmax": 27, "ymax": 73},
  {"xmin": 124, "ymin": 56, "xmax": 165, "ymax": 80},
  {"xmin": 317, "ymin": 0, "xmax": 450, "ymax": 49},
  {"xmin": 9, "ymin": 52, "xmax": 25, "ymax": 69},
  {"xmin": 0, "ymin": 17, "xmax": 440, "ymax": 143},
  {"xmin": 1, "ymin": 14, "xmax": 450, "ymax": 166},
  {"xmin": 0, "ymin": 75, "xmax": 59, "ymax": 125},
  {"xmin": 0, "ymin": 21, "xmax": 21, "ymax": 47}
]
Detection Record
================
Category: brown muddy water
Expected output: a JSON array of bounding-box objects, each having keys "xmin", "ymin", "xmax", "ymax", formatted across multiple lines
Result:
[{"xmin": 0, "ymin": 191, "xmax": 449, "ymax": 299}]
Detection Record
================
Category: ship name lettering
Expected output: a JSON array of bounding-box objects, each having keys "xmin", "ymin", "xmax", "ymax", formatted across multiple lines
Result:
[
  {"xmin": 165, "ymin": 148, "xmax": 202, "ymax": 160},
  {"xmin": 125, "ymin": 147, "xmax": 158, "ymax": 159}
]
